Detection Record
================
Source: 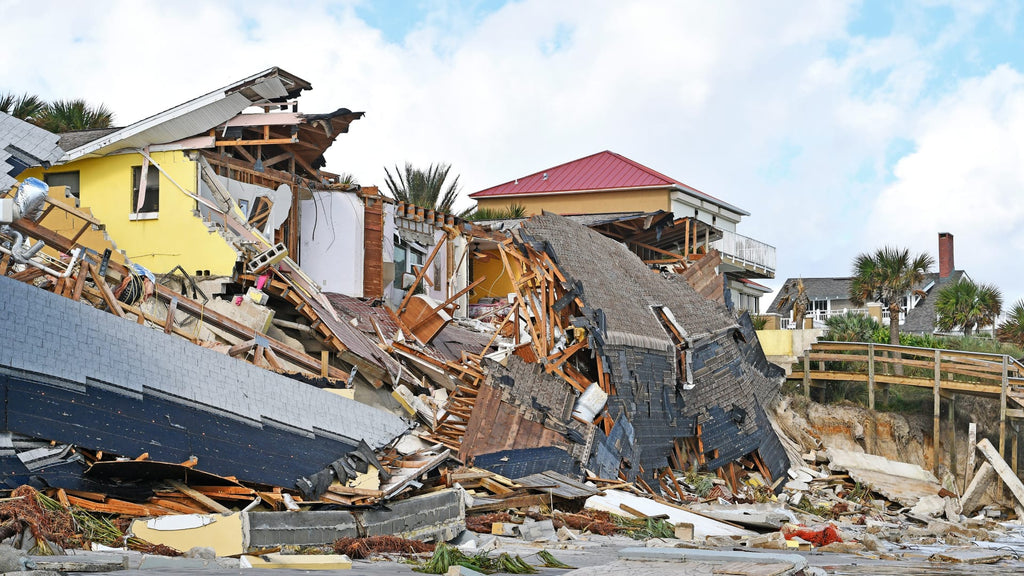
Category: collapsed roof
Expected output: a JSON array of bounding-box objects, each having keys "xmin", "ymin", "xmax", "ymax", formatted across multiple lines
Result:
[{"xmin": 452, "ymin": 212, "xmax": 789, "ymax": 486}]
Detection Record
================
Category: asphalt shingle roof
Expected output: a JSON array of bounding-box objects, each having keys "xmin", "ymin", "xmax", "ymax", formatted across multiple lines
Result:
[{"xmin": 0, "ymin": 113, "xmax": 63, "ymax": 190}]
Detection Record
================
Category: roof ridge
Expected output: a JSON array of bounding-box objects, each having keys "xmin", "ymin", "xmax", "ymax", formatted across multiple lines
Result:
[{"xmin": 470, "ymin": 150, "xmax": 615, "ymax": 196}]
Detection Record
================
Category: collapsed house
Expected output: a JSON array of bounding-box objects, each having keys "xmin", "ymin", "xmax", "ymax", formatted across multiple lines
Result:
[
  {"xmin": 433, "ymin": 213, "xmax": 789, "ymax": 490},
  {"xmin": 0, "ymin": 69, "xmax": 792, "ymax": 547}
]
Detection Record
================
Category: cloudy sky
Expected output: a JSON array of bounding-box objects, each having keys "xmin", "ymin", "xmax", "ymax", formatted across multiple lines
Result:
[{"xmin": 3, "ymin": 0, "xmax": 1023, "ymax": 305}]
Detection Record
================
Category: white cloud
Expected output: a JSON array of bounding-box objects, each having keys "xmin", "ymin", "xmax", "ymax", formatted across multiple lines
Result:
[
  {"xmin": 3, "ymin": 0, "xmax": 1022, "ymax": 303},
  {"xmin": 866, "ymin": 65, "xmax": 1024, "ymax": 303}
]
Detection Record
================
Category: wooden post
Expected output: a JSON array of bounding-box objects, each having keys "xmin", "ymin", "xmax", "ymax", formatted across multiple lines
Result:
[
  {"xmin": 803, "ymin": 353, "xmax": 810, "ymax": 399},
  {"xmin": 1001, "ymin": 356, "xmax": 1008, "ymax": 459},
  {"xmin": 934, "ymin": 349, "xmax": 941, "ymax": 475},
  {"xmin": 867, "ymin": 343, "xmax": 875, "ymax": 410},
  {"xmin": 321, "ymin": 350, "xmax": 329, "ymax": 378},
  {"xmin": 1013, "ymin": 430, "xmax": 1019, "ymax": 477},
  {"xmin": 949, "ymin": 394, "xmax": 957, "ymax": 485},
  {"xmin": 966, "ymin": 422, "xmax": 977, "ymax": 491}
]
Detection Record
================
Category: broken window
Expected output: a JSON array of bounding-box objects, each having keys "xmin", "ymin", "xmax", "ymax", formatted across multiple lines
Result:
[
  {"xmin": 130, "ymin": 165, "xmax": 160, "ymax": 219},
  {"xmin": 44, "ymin": 171, "xmax": 80, "ymax": 206}
]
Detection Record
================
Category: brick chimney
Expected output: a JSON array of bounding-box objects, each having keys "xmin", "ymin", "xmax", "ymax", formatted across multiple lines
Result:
[{"xmin": 938, "ymin": 232, "xmax": 954, "ymax": 278}]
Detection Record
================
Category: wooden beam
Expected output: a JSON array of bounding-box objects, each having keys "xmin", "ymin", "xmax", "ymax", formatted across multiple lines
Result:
[
  {"xmin": 86, "ymin": 262, "xmax": 125, "ymax": 318},
  {"xmin": 168, "ymin": 480, "xmax": 231, "ymax": 514},
  {"xmin": 215, "ymin": 137, "xmax": 297, "ymax": 146},
  {"xmin": 164, "ymin": 297, "xmax": 178, "ymax": 334}
]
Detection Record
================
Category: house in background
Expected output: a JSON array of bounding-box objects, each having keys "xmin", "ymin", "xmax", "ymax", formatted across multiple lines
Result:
[
  {"xmin": 467, "ymin": 150, "xmax": 776, "ymax": 312},
  {"xmin": 767, "ymin": 232, "xmax": 967, "ymax": 333},
  {"xmin": 19, "ymin": 67, "xmax": 363, "ymax": 277}
]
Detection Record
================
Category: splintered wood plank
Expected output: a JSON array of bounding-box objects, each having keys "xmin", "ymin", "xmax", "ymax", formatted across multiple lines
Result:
[
  {"xmin": 149, "ymin": 498, "xmax": 206, "ymax": 514},
  {"xmin": 66, "ymin": 495, "xmax": 173, "ymax": 516},
  {"xmin": 168, "ymin": 480, "xmax": 231, "ymax": 513},
  {"xmin": 85, "ymin": 262, "xmax": 125, "ymax": 318},
  {"xmin": 164, "ymin": 297, "xmax": 178, "ymax": 334}
]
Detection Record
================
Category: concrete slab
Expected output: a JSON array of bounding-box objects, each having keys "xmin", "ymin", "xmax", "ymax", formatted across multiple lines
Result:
[
  {"xmin": 618, "ymin": 547, "xmax": 807, "ymax": 572},
  {"xmin": 931, "ymin": 547, "xmax": 1012, "ymax": 564}
]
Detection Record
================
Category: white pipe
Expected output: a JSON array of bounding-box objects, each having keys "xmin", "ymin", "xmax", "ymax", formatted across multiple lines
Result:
[{"xmin": 0, "ymin": 235, "xmax": 81, "ymax": 279}]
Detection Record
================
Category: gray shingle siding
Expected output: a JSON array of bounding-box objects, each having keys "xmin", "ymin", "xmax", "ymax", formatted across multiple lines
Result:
[{"xmin": 0, "ymin": 274, "xmax": 410, "ymax": 489}]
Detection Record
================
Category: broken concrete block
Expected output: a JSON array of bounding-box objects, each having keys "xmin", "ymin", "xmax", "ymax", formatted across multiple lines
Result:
[
  {"xmin": 673, "ymin": 523, "xmax": 694, "ymax": 541},
  {"xmin": 490, "ymin": 522, "xmax": 517, "ymax": 537},
  {"xmin": 517, "ymin": 518, "xmax": 556, "ymax": 542},
  {"xmin": 0, "ymin": 545, "xmax": 27, "ymax": 572},
  {"xmin": 742, "ymin": 531, "xmax": 787, "ymax": 549},
  {"xmin": 944, "ymin": 496, "xmax": 961, "ymax": 523},
  {"xmin": 858, "ymin": 532, "xmax": 886, "ymax": 552},
  {"xmin": 557, "ymin": 526, "xmax": 579, "ymax": 541},
  {"xmin": 961, "ymin": 461, "xmax": 997, "ymax": 515},
  {"xmin": 910, "ymin": 495, "xmax": 946, "ymax": 518},
  {"xmin": 785, "ymin": 480, "xmax": 809, "ymax": 491}
]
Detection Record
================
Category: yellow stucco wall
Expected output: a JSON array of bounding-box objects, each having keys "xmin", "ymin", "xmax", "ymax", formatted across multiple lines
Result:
[
  {"xmin": 470, "ymin": 249, "xmax": 514, "ymax": 303},
  {"xmin": 756, "ymin": 330, "xmax": 793, "ymax": 356},
  {"xmin": 22, "ymin": 151, "xmax": 237, "ymax": 275},
  {"xmin": 474, "ymin": 188, "xmax": 670, "ymax": 216}
]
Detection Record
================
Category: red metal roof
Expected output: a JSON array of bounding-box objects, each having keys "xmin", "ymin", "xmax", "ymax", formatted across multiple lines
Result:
[{"xmin": 468, "ymin": 151, "xmax": 724, "ymax": 207}]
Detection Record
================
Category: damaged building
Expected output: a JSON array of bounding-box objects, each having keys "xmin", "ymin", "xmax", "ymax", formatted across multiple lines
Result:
[{"xmin": 443, "ymin": 212, "xmax": 789, "ymax": 489}]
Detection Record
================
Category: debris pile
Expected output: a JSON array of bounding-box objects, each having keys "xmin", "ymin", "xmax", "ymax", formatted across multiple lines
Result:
[{"xmin": 3, "ymin": 180, "xmax": 1024, "ymax": 572}]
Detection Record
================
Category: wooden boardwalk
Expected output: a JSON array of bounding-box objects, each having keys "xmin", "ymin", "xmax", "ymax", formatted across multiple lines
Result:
[{"xmin": 790, "ymin": 341, "xmax": 1024, "ymax": 471}]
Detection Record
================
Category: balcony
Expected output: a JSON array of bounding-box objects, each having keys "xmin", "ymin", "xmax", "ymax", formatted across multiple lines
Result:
[{"xmin": 711, "ymin": 230, "xmax": 776, "ymax": 278}]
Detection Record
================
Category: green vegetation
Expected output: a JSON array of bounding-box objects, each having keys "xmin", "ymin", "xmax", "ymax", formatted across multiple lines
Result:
[
  {"xmin": 384, "ymin": 162, "xmax": 461, "ymax": 213},
  {"xmin": 414, "ymin": 543, "xmax": 567, "ymax": 574},
  {"xmin": 997, "ymin": 299, "xmax": 1024, "ymax": 349},
  {"xmin": 820, "ymin": 312, "xmax": 882, "ymax": 343},
  {"xmin": 461, "ymin": 203, "xmax": 527, "ymax": 221},
  {"xmin": 849, "ymin": 246, "xmax": 934, "ymax": 347},
  {"xmin": 1, "ymin": 91, "xmax": 114, "ymax": 132},
  {"xmin": 935, "ymin": 277, "xmax": 1002, "ymax": 336}
]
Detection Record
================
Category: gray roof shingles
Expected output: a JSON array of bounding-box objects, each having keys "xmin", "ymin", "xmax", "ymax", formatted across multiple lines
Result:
[{"xmin": 0, "ymin": 113, "xmax": 63, "ymax": 190}]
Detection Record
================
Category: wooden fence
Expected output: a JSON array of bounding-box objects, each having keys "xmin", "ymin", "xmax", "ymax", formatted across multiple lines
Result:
[{"xmin": 791, "ymin": 341, "xmax": 1024, "ymax": 469}]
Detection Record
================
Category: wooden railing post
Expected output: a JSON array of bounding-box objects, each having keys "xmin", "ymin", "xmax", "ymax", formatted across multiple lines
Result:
[
  {"xmin": 934, "ymin": 349, "xmax": 941, "ymax": 475},
  {"xmin": 867, "ymin": 343, "xmax": 875, "ymax": 410},
  {"xmin": 803, "ymin": 352, "xmax": 810, "ymax": 399},
  {"xmin": 1001, "ymin": 355, "xmax": 1009, "ymax": 459}
]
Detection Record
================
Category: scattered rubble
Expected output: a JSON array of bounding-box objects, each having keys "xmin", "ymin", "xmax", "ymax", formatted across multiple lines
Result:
[{"xmin": 2, "ymin": 180, "xmax": 1024, "ymax": 572}]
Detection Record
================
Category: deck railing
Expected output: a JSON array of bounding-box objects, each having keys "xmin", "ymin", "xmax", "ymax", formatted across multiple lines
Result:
[{"xmin": 711, "ymin": 230, "xmax": 775, "ymax": 275}]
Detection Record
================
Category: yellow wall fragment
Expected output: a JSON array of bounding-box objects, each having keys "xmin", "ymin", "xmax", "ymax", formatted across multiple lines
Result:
[{"xmin": 130, "ymin": 512, "xmax": 244, "ymax": 557}]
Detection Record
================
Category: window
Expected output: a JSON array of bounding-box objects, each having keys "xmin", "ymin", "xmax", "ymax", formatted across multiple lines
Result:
[
  {"xmin": 393, "ymin": 244, "xmax": 407, "ymax": 289},
  {"xmin": 130, "ymin": 165, "xmax": 160, "ymax": 219},
  {"xmin": 44, "ymin": 171, "xmax": 80, "ymax": 206},
  {"xmin": 809, "ymin": 299, "xmax": 828, "ymax": 312}
]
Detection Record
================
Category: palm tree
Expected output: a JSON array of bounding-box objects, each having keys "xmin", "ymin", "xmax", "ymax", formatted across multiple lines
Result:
[
  {"xmin": 0, "ymin": 92, "xmax": 46, "ymax": 121},
  {"xmin": 997, "ymin": 300, "xmax": 1024, "ymax": 348},
  {"xmin": 849, "ymin": 246, "xmax": 935, "ymax": 346},
  {"xmin": 822, "ymin": 311, "xmax": 882, "ymax": 343},
  {"xmin": 849, "ymin": 247, "xmax": 934, "ymax": 390},
  {"xmin": 34, "ymin": 99, "xmax": 114, "ymax": 133},
  {"xmin": 384, "ymin": 162, "xmax": 460, "ymax": 213},
  {"xmin": 935, "ymin": 278, "xmax": 1003, "ymax": 336}
]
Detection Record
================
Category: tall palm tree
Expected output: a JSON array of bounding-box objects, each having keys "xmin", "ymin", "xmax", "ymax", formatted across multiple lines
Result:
[
  {"xmin": 0, "ymin": 92, "xmax": 46, "ymax": 121},
  {"xmin": 935, "ymin": 278, "xmax": 1003, "ymax": 336},
  {"xmin": 849, "ymin": 246, "xmax": 935, "ymax": 346},
  {"xmin": 34, "ymin": 99, "xmax": 114, "ymax": 133},
  {"xmin": 997, "ymin": 300, "xmax": 1024, "ymax": 348},
  {"xmin": 384, "ymin": 162, "xmax": 460, "ymax": 214}
]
